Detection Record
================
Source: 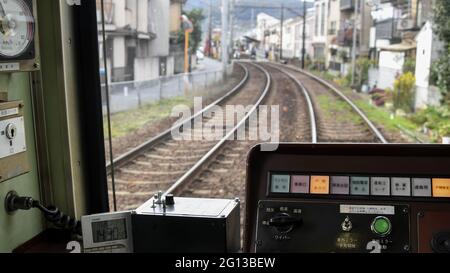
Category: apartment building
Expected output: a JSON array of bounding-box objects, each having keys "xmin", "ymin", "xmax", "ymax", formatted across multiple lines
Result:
[
  {"xmin": 97, "ymin": 0, "xmax": 184, "ymax": 83},
  {"xmin": 370, "ymin": 0, "xmax": 435, "ymax": 90},
  {"xmin": 312, "ymin": 0, "xmax": 329, "ymax": 64},
  {"xmin": 326, "ymin": 0, "xmax": 372, "ymax": 75},
  {"xmin": 281, "ymin": 8, "xmax": 316, "ymax": 61},
  {"xmin": 256, "ymin": 13, "xmax": 281, "ymax": 58}
]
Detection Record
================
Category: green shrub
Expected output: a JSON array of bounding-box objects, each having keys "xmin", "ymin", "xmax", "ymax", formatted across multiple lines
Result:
[
  {"xmin": 410, "ymin": 106, "xmax": 450, "ymax": 141},
  {"xmin": 356, "ymin": 57, "xmax": 375, "ymax": 86},
  {"xmin": 389, "ymin": 72, "xmax": 416, "ymax": 113},
  {"xmin": 403, "ymin": 58, "xmax": 416, "ymax": 74}
]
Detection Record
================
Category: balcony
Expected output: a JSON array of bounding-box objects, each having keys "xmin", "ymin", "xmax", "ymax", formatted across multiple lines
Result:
[
  {"xmin": 337, "ymin": 28, "xmax": 359, "ymax": 47},
  {"xmin": 375, "ymin": 19, "xmax": 402, "ymax": 41},
  {"xmin": 340, "ymin": 0, "xmax": 354, "ymax": 11}
]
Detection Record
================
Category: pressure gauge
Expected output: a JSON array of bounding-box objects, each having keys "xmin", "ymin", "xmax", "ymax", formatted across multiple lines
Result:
[{"xmin": 0, "ymin": 0, "xmax": 35, "ymax": 64}]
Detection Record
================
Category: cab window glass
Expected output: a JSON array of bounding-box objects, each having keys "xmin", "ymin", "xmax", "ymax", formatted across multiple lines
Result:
[{"xmin": 97, "ymin": 0, "xmax": 450, "ymax": 211}]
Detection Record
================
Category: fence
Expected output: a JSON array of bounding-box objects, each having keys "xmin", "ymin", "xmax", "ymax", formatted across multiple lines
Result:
[{"xmin": 102, "ymin": 68, "xmax": 231, "ymax": 114}]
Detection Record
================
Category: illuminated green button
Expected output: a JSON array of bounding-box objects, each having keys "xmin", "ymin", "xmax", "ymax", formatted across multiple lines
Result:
[{"xmin": 371, "ymin": 216, "xmax": 392, "ymax": 236}]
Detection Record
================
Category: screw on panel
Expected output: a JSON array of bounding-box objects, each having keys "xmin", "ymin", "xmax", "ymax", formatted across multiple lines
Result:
[
  {"xmin": 403, "ymin": 245, "xmax": 410, "ymax": 252},
  {"xmin": 258, "ymin": 203, "xmax": 264, "ymax": 209},
  {"xmin": 403, "ymin": 207, "xmax": 409, "ymax": 214},
  {"xmin": 418, "ymin": 212, "xmax": 424, "ymax": 218},
  {"xmin": 255, "ymin": 240, "xmax": 262, "ymax": 247}
]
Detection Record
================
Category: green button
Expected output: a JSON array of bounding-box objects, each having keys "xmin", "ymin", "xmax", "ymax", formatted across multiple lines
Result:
[{"xmin": 372, "ymin": 217, "xmax": 391, "ymax": 236}]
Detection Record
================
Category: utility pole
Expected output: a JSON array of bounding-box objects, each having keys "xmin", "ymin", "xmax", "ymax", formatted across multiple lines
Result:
[
  {"xmin": 351, "ymin": 0, "xmax": 360, "ymax": 88},
  {"xmin": 229, "ymin": 0, "xmax": 235, "ymax": 60},
  {"xmin": 221, "ymin": 0, "xmax": 229, "ymax": 73},
  {"xmin": 208, "ymin": 0, "xmax": 213, "ymax": 57},
  {"xmin": 280, "ymin": 3, "xmax": 284, "ymax": 61},
  {"xmin": 301, "ymin": 0, "xmax": 306, "ymax": 69}
]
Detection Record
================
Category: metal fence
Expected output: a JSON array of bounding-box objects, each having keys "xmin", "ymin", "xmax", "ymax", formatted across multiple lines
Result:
[{"xmin": 102, "ymin": 68, "xmax": 230, "ymax": 114}]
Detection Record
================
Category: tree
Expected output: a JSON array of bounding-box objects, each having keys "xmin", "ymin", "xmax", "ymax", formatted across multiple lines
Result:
[
  {"xmin": 433, "ymin": 1, "xmax": 450, "ymax": 43},
  {"xmin": 178, "ymin": 9, "xmax": 205, "ymax": 53},
  {"xmin": 432, "ymin": 1, "xmax": 450, "ymax": 104},
  {"xmin": 430, "ymin": 46, "xmax": 450, "ymax": 104}
]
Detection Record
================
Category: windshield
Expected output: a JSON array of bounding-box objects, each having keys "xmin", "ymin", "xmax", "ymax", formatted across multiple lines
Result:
[{"xmin": 97, "ymin": 0, "xmax": 449, "ymax": 212}]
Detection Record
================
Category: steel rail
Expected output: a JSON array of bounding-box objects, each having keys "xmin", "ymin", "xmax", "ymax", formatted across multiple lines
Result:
[
  {"xmin": 265, "ymin": 63, "xmax": 318, "ymax": 143},
  {"xmin": 106, "ymin": 62, "xmax": 250, "ymax": 174},
  {"xmin": 165, "ymin": 62, "xmax": 272, "ymax": 195},
  {"xmin": 281, "ymin": 64, "xmax": 388, "ymax": 144}
]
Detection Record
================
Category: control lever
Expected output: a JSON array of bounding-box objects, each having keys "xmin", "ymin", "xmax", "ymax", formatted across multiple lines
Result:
[{"xmin": 268, "ymin": 213, "xmax": 303, "ymax": 233}]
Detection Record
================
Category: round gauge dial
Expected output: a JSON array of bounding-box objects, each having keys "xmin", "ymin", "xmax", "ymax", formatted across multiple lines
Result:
[{"xmin": 0, "ymin": 0, "xmax": 34, "ymax": 58}]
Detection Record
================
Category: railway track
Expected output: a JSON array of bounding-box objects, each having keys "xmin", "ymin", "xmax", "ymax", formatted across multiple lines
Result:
[
  {"xmin": 108, "ymin": 60, "xmax": 390, "ymax": 212},
  {"xmin": 178, "ymin": 62, "xmax": 391, "ymax": 222},
  {"xmin": 108, "ymin": 62, "xmax": 271, "ymax": 210},
  {"xmin": 269, "ymin": 62, "xmax": 388, "ymax": 144}
]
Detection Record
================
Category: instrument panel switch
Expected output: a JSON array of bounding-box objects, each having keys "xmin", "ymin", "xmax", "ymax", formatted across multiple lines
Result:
[
  {"xmin": 341, "ymin": 216, "xmax": 353, "ymax": 232},
  {"xmin": 371, "ymin": 216, "xmax": 392, "ymax": 237},
  {"xmin": 268, "ymin": 213, "xmax": 303, "ymax": 234}
]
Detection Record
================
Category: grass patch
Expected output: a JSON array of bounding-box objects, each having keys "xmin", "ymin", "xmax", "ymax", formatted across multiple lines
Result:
[
  {"xmin": 316, "ymin": 94, "xmax": 362, "ymax": 124},
  {"xmin": 307, "ymin": 68, "xmax": 434, "ymax": 143},
  {"xmin": 343, "ymin": 91, "xmax": 433, "ymax": 143},
  {"xmin": 104, "ymin": 96, "xmax": 193, "ymax": 139}
]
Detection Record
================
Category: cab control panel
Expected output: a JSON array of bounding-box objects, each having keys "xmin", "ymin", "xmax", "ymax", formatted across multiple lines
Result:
[
  {"xmin": 255, "ymin": 201, "xmax": 409, "ymax": 253},
  {"xmin": 245, "ymin": 144, "xmax": 450, "ymax": 253}
]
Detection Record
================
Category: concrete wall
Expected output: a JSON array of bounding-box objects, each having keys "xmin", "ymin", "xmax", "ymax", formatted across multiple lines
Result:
[
  {"xmin": 134, "ymin": 57, "xmax": 160, "ymax": 81},
  {"xmin": 137, "ymin": 0, "xmax": 149, "ymax": 33},
  {"xmin": 149, "ymin": 0, "xmax": 170, "ymax": 57},
  {"xmin": 377, "ymin": 50, "xmax": 404, "ymax": 89},
  {"xmin": 113, "ymin": 0, "xmax": 126, "ymax": 27},
  {"xmin": 113, "ymin": 37, "xmax": 126, "ymax": 68},
  {"xmin": 170, "ymin": 2, "xmax": 182, "ymax": 33},
  {"xmin": 126, "ymin": 0, "xmax": 137, "ymax": 29}
]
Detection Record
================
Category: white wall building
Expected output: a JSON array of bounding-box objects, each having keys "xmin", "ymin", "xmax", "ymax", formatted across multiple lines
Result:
[
  {"xmin": 98, "ymin": 0, "xmax": 176, "ymax": 83},
  {"xmin": 312, "ymin": 0, "xmax": 328, "ymax": 60},
  {"xmin": 415, "ymin": 21, "xmax": 443, "ymax": 109},
  {"xmin": 256, "ymin": 13, "xmax": 281, "ymax": 56},
  {"xmin": 281, "ymin": 8, "xmax": 315, "ymax": 61}
]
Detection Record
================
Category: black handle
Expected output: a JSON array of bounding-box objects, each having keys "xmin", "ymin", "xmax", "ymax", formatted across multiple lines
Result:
[{"xmin": 268, "ymin": 214, "xmax": 303, "ymax": 227}]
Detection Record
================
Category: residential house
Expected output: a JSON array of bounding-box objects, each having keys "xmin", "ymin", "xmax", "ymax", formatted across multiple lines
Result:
[
  {"xmin": 312, "ymin": 0, "xmax": 329, "ymax": 66},
  {"xmin": 370, "ymin": 0, "xmax": 436, "ymax": 92},
  {"xmin": 97, "ymin": 0, "xmax": 184, "ymax": 83},
  {"xmin": 256, "ymin": 13, "xmax": 281, "ymax": 59},
  {"xmin": 281, "ymin": 8, "xmax": 315, "ymax": 62},
  {"xmin": 328, "ymin": 0, "xmax": 372, "ymax": 75}
]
